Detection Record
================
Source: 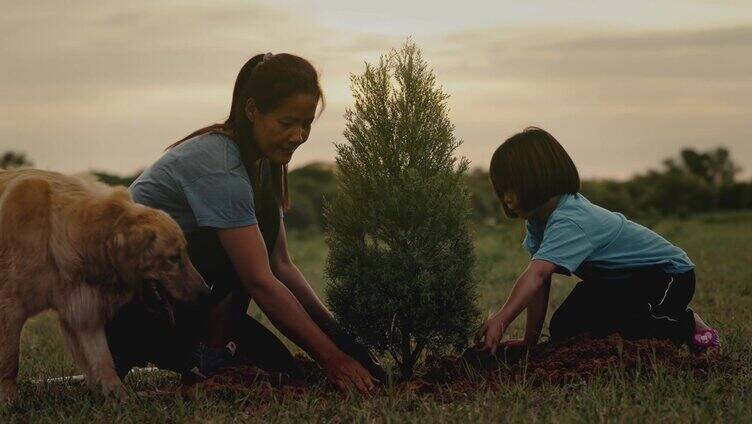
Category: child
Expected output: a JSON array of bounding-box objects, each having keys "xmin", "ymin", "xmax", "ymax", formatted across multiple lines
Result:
[{"xmin": 477, "ymin": 127, "xmax": 719, "ymax": 355}]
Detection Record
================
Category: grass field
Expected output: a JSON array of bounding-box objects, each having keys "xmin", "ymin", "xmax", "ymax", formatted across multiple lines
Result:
[{"xmin": 3, "ymin": 212, "xmax": 751, "ymax": 423}]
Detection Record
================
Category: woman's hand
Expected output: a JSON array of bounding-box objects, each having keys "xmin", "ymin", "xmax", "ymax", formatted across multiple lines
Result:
[
  {"xmin": 322, "ymin": 352, "xmax": 376, "ymax": 394},
  {"xmin": 476, "ymin": 314, "xmax": 506, "ymax": 355},
  {"xmin": 321, "ymin": 322, "xmax": 386, "ymax": 382}
]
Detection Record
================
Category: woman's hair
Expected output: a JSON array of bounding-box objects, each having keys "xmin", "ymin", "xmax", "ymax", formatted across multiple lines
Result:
[
  {"xmin": 169, "ymin": 53, "xmax": 325, "ymax": 211},
  {"xmin": 489, "ymin": 127, "xmax": 580, "ymax": 218}
]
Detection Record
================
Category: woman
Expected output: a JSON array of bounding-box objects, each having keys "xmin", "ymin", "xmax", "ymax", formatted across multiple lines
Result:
[{"xmin": 106, "ymin": 53, "xmax": 380, "ymax": 393}]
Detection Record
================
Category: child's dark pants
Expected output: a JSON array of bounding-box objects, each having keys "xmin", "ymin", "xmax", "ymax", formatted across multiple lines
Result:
[{"xmin": 548, "ymin": 266, "xmax": 696, "ymax": 345}]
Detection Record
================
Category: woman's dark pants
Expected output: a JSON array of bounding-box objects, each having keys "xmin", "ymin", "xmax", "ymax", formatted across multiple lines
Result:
[{"xmin": 105, "ymin": 228, "xmax": 300, "ymax": 380}]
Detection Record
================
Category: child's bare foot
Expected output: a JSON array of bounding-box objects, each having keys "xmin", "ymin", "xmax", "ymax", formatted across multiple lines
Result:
[
  {"xmin": 690, "ymin": 310, "xmax": 719, "ymax": 353},
  {"xmin": 693, "ymin": 312, "xmax": 712, "ymax": 332}
]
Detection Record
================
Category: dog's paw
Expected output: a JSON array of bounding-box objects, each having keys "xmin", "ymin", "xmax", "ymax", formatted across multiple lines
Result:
[{"xmin": 101, "ymin": 382, "xmax": 129, "ymax": 403}]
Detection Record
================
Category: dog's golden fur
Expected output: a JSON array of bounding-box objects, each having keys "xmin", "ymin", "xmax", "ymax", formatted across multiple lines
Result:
[{"xmin": 0, "ymin": 169, "xmax": 208, "ymax": 402}]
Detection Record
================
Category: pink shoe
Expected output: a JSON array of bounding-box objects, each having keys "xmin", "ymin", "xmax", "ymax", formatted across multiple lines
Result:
[{"xmin": 691, "ymin": 328, "xmax": 719, "ymax": 353}]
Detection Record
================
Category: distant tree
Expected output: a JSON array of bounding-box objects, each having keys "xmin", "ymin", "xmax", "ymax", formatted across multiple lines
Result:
[
  {"xmin": 464, "ymin": 169, "xmax": 502, "ymax": 224},
  {"xmin": 718, "ymin": 182, "xmax": 752, "ymax": 210},
  {"xmin": 286, "ymin": 162, "xmax": 337, "ymax": 230},
  {"xmin": 92, "ymin": 170, "xmax": 142, "ymax": 187},
  {"xmin": 580, "ymin": 179, "xmax": 638, "ymax": 218},
  {"xmin": 1, "ymin": 151, "xmax": 34, "ymax": 169},
  {"xmin": 664, "ymin": 147, "xmax": 741, "ymax": 187},
  {"xmin": 627, "ymin": 169, "xmax": 715, "ymax": 217}
]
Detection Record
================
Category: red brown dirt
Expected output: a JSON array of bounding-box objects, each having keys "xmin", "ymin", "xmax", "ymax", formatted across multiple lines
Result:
[
  {"xmin": 197, "ymin": 355, "xmax": 321, "ymax": 399},
  {"xmin": 427, "ymin": 334, "xmax": 701, "ymax": 386},
  {"xmin": 195, "ymin": 334, "xmax": 717, "ymax": 398}
]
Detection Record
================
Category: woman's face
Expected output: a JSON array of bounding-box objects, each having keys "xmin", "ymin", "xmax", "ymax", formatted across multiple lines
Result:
[{"xmin": 246, "ymin": 92, "xmax": 318, "ymax": 165}]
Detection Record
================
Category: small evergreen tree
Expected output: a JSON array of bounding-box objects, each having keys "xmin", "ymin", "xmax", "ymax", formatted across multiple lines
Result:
[{"xmin": 324, "ymin": 40, "xmax": 479, "ymax": 379}]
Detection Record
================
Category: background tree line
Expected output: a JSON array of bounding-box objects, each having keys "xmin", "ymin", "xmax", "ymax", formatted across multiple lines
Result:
[{"xmin": 3, "ymin": 146, "xmax": 750, "ymax": 230}]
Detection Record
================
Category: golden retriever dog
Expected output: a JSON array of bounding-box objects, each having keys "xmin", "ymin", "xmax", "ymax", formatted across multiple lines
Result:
[{"xmin": 0, "ymin": 169, "xmax": 210, "ymax": 403}]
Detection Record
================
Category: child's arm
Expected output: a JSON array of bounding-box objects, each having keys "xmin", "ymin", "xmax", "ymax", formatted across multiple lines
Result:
[
  {"xmin": 496, "ymin": 277, "xmax": 551, "ymax": 349},
  {"xmin": 478, "ymin": 260, "xmax": 556, "ymax": 354},
  {"xmin": 522, "ymin": 275, "xmax": 551, "ymax": 344}
]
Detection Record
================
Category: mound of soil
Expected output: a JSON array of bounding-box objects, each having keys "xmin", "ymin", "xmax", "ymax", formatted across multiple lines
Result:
[
  {"xmin": 431, "ymin": 334, "xmax": 697, "ymax": 386},
  {"xmin": 196, "ymin": 334, "xmax": 714, "ymax": 397},
  {"xmin": 198, "ymin": 356, "xmax": 321, "ymax": 398}
]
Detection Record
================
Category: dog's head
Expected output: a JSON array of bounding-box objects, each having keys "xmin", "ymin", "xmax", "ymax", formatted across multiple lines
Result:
[{"xmin": 100, "ymin": 197, "xmax": 211, "ymax": 324}]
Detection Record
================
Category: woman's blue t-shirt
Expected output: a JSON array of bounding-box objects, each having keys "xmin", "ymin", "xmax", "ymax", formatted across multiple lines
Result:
[
  {"xmin": 523, "ymin": 193, "xmax": 694, "ymax": 278},
  {"xmin": 129, "ymin": 132, "xmax": 257, "ymax": 234}
]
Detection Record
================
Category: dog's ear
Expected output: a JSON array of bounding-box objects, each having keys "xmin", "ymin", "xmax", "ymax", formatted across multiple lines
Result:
[{"xmin": 105, "ymin": 218, "xmax": 158, "ymax": 286}]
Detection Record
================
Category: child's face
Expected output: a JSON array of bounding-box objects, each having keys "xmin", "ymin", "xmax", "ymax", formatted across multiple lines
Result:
[{"xmin": 503, "ymin": 191, "xmax": 532, "ymax": 219}]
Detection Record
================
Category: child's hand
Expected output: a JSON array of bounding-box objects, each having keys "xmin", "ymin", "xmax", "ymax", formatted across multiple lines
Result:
[{"xmin": 476, "ymin": 314, "xmax": 505, "ymax": 355}]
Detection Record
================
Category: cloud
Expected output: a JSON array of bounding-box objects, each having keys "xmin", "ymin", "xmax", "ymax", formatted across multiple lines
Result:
[
  {"xmin": 0, "ymin": 2, "xmax": 323, "ymax": 88},
  {"xmin": 549, "ymin": 24, "xmax": 752, "ymax": 50},
  {"xmin": 0, "ymin": 2, "xmax": 750, "ymax": 179},
  {"xmin": 428, "ymin": 24, "xmax": 752, "ymax": 81},
  {"xmin": 417, "ymin": 24, "xmax": 752, "ymax": 177}
]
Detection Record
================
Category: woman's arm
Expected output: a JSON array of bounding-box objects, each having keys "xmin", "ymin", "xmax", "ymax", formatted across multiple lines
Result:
[
  {"xmin": 478, "ymin": 260, "xmax": 556, "ymax": 354},
  {"xmin": 270, "ymin": 220, "xmax": 387, "ymax": 380},
  {"xmin": 269, "ymin": 220, "xmax": 337, "ymax": 329},
  {"xmin": 217, "ymin": 225, "xmax": 374, "ymax": 393}
]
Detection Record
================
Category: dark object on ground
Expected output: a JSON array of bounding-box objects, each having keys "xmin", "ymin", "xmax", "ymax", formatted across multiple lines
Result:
[{"xmin": 461, "ymin": 344, "xmax": 529, "ymax": 370}]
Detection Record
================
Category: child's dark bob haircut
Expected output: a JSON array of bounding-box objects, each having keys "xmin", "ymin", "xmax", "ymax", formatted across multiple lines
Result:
[{"xmin": 489, "ymin": 127, "xmax": 580, "ymax": 218}]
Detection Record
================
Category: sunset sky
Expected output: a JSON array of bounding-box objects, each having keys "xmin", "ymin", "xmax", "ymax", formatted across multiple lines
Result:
[{"xmin": 2, "ymin": 0, "xmax": 750, "ymax": 179}]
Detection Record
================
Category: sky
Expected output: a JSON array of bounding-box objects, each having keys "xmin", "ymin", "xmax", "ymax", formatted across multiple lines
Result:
[{"xmin": 1, "ymin": 0, "xmax": 751, "ymax": 179}]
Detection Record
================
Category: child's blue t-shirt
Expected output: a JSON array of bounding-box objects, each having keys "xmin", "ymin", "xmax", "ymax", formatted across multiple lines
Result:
[
  {"xmin": 523, "ymin": 193, "xmax": 694, "ymax": 278},
  {"xmin": 129, "ymin": 131, "xmax": 257, "ymax": 234}
]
